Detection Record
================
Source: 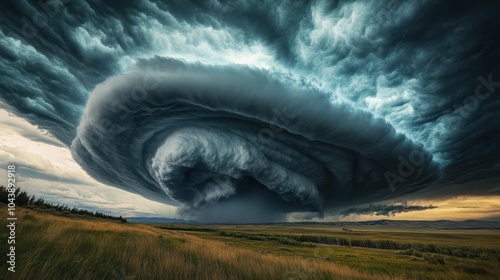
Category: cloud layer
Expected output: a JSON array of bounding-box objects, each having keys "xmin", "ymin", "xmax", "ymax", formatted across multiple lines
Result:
[
  {"xmin": 71, "ymin": 58, "xmax": 439, "ymax": 215},
  {"xmin": 1, "ymin": 0, "xmax": 500, "ymax": 221}
]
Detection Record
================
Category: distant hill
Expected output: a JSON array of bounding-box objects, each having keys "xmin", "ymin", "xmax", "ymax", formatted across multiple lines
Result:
[
  {"xmin": 127, "ymin": 217, "xmax": 199, "ymax": 224},
  {"xmin": 126, "ymin": 218, "xmax": 500, "ymax": 229}
]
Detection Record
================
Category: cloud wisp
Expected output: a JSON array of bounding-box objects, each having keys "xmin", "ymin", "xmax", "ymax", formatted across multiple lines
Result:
[{"xmin": 339, "ymin": 202, "xmax": 437, "ymax": 217}]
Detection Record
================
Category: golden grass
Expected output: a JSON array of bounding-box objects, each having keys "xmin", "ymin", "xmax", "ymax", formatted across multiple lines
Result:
[
  {"xmin": 0, "ymin": 206, "xmax": 398, "ymax": 280},
  {"xmin": 165, "ymin": 225, "xmax": 500, "ymax": 279}
]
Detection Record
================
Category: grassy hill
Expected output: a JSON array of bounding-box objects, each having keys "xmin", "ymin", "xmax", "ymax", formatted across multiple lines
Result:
[{"xmin": 1, "ymin": 204, "xmax": 499, "ymax": 279}]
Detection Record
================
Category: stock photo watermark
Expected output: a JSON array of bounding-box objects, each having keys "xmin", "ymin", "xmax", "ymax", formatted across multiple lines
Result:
[
  {"xmin": 384, "ymin": 149, "xmax": 427, "ymax": 192},
  {"xmin": 20, "ymin": 0, "xmax": 70, "ymax": 39},
  {"xmin": 111, "ymin": 266, "xmax": 135, "ymax": 280},
  {"xmin": 446, "ymin": 74, "xmax": 500, "ymax": 129},
  {"xmin": 87, "ymin": 65, "xmax": 162, "ymax": 146},
  {"xmin": 283, "ymin": 266, "xmax": 308, "ymax": 280},
  {"xmin": 383, "ymin": 73, "xmax": 499, "ymax": 191},
  {"xmin": 257, "ymin": 106, "xmax": 297, "ymax": 145},
  {"xmin": 6, "ymin": 165, "xmax": 17, "ymax": 273}
]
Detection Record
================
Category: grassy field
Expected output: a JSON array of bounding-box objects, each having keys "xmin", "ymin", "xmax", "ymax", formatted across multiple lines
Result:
[
  {"xmin": 159, "ymin": 224, "xmax": 500, "ymax": 279},
  {"xmin": 1, "ymin": 205, "xmax": 499, "ymax": 279}
]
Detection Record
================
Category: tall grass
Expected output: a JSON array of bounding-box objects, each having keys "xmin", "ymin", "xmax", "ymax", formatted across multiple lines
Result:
[{"xmin": 0, "ymin": 206, "xmax": 396, "ymax": 280}]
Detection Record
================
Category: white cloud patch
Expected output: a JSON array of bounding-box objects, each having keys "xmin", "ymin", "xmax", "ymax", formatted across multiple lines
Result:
[{"xmin": 0, "ymin": 108, "xmax": 176, "ymax": 217}]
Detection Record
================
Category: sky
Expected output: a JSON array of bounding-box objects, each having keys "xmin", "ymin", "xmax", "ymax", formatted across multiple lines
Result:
[{"xmin": 1, "ymin": 0, "xmax": 499, "ymax": 222}]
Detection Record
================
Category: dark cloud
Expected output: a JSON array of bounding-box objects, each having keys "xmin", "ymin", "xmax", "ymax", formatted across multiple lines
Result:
[
  {"xmin": 72, "ymin": 57, "xmax": 439, "ymax": 218},
  {"xmin": 1, "ymin": 0, "xmax": 499, "ymax": 222},
  {"xmin": 339, "ymin": 201, "xmax": 437, "ymax": 217}
]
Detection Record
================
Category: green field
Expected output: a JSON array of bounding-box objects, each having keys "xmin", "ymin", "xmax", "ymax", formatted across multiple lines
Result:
[
  {"xmin": 1, "ymin": 205, "xmax": 499, "ymax": 279},
  {"xmin": 158, "ymin": 224, "xmax": 500, "ymax": 279}
]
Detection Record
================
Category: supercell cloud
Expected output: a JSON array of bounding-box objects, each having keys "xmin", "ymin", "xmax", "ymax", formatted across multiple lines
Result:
[
  {"xmin": 71, "ymin": 58, "xmax": 438, "ymax": 215},
  {"xmin": 1, "ymin": 0, "xmax": 500, "ymax": 221}
]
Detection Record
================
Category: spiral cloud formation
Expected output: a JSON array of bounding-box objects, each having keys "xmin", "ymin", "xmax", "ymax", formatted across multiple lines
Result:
[
  {"xmin": 72, "ymin": 58, "xmax": 439, "ymax": 218},
  {"xmin": 1, "ymin": 0, "xmax": 500, "ymax": 221}
]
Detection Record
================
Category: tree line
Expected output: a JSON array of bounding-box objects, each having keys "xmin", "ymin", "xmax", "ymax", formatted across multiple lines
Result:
[{"xmin": 0, "ymin": 185, "xmax": 127, "ymax": 222}]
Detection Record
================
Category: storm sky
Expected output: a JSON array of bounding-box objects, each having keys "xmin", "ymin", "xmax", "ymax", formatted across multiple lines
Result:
[{"xmin": 1, "ymin": 0, "xmax": 500, "ymax": 222}]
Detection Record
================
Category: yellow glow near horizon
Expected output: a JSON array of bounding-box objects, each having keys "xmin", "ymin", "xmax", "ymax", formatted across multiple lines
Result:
[{"xmin": 339, "ymin": 196, "xmax": 500, "ymax": 221}]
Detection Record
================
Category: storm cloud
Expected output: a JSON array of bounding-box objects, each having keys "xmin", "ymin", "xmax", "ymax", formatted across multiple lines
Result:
[
  {"xmin": 71, "ymin": 57, "xmax": 439, "ymax": 214},
  {"xmin": 339, "ymin": 202, "xmax": 437, "ymax": 217},
  {"xmin": 1, "ymin": 0, "xmax": 500, "ymax": 221}
]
